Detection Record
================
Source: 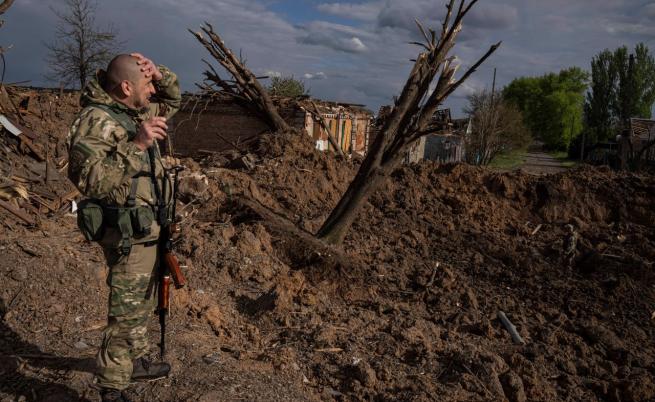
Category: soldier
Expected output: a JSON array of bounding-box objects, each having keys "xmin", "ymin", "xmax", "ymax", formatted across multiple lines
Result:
[{"xmin": 67, "ymin": 53, "xmax": 181, "ymax": 402}]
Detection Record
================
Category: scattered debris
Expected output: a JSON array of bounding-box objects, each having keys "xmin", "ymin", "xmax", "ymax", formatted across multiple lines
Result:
[{"xmin": 497, "ymin": 311, "xmax": 526, "ymax": 345}]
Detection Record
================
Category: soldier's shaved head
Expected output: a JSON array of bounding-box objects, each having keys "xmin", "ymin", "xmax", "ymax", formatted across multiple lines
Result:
[
  {"xmin": 103, "ymin": 53, "xmax": 157, "ymax": 110},
  {"xmin": 105, "ymin": 54, "xmax": 145, "ymax": 90}
]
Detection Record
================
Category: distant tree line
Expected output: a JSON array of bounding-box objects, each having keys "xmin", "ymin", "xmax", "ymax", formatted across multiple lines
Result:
[
  {"xmin": 465, "ymin": 43, "xmax": 655, "ymax": 165},
  {"xmin": 503, "ymin": 67, "xmax": 588, "ymax": 151}
]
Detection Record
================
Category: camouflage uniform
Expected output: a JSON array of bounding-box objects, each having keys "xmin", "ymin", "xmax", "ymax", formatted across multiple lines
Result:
[{"xmin": 67, "ymin": 66, "xmax": 180, "ymax": 390}]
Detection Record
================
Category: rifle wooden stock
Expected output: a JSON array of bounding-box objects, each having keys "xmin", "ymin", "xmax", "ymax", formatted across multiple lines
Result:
[
  {"xmin": 164, "ymin": 250, "xmax": 186, "ymax": 289},
  {"xmin": 158, "ymin": 275, "xmax": 171, "ymax": 311}
]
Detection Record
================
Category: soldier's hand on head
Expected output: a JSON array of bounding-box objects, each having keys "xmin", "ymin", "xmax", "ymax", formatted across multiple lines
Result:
[
  {"xmin": 130, "ymin": 52, "xmax": 163, "ymax": 81},
  {"xmin": 134, "ymin": 117, "xmax": 168, "ymax": 151}
]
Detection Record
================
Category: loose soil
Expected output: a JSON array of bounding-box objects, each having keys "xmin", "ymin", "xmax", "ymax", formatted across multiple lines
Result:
[{"xmin": 1, "ymin": 91, "xmax": 654, "ymax": 402}]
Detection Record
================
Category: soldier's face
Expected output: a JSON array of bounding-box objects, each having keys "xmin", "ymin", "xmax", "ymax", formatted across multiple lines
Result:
[{"xmin": 129, "ymin": 76, "xmax": 156, "ymax": 109}]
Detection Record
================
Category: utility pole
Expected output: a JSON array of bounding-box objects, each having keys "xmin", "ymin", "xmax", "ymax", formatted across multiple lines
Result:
[{"xmin": 491, "ymin": 67, "xmax": 497, "ymax": 97}]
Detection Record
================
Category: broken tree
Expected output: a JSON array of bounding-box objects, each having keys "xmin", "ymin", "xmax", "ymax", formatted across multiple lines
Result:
[
  {"xmin": 190, "ymin": 23, "xmax": 346, "ymax": 158},
  {"xmin": 317, "ymin": 0, "xmax": 500, "ymax": 244},
  {"xmin": 191, "ymin": 0, "xmax": 499, "ymax": 247},
  {"xmin": 190, "ymin": 23, "xmax": 291, "ymax": 133}
]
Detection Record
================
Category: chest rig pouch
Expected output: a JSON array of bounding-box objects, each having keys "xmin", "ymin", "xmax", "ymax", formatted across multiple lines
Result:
[{"xmin": 76, "ymin": 104, "xmax": 162, "ymax": 255}]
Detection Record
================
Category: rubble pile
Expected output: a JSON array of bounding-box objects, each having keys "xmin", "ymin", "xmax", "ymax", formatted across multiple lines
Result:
[
  {"xmin": 1, "ymin": 90, "xmax": 654, "ymax": 402},
  {"xmin": 0, "ymin": 87, "xmax": 79, "ymax": 230}
]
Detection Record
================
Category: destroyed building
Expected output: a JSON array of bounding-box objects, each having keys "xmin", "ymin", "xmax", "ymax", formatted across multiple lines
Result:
[
  {"xmin": 625, "ymin": 118, "xmax": 655, "ymax": 165},
  {"xmin": 169, "ymin": 95, "xmax": 373, "ymax": 158},
  {"xmin": 397, "ymin": 108, "xmax": 468, "ymax": 164},
  {"xmin": 587, "ymin": 117, "xmax": 655, "ymax": 168}
]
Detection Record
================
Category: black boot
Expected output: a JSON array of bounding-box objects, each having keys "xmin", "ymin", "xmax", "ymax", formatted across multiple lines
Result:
[
  {"xmin": 100, "ymin": 388, "xmax": 132, "ymax": 402},
  {"xmin": 131, "ymin": 357, "xmax": 170, "ymax": 381}
]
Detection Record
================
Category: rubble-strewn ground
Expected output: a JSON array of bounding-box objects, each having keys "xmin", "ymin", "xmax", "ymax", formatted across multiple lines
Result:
[{"xmin": 1, "ymin": 90, "xmax": 654, "ymax": 402}]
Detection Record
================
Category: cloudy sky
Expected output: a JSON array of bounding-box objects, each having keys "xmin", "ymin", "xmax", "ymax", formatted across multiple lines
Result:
[{"xmin": 2, "ymin": 0, "xmax": 653, "ymax": 116}]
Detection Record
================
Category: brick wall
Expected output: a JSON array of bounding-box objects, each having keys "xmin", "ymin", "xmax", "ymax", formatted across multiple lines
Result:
[{"xmin": 169, "ymin": 101, "xmax": 305, "ymax": 157}]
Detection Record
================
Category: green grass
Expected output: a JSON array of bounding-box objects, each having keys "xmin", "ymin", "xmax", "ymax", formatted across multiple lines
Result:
[
  {"xmin": 489, "ymin": 149, "xmax": 528, "ymax": 170},
  {"xmin": 548, "ymin": 151, "xmax": 578, "ymax": 168}
]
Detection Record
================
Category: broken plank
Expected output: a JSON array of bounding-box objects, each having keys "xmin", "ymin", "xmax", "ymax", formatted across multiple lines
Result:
[
  {"xmin": 19, "ymin": 136, "xmax": 45, "ymax": 162},
  {"xmin": 30, "ymin": 194, "xmax": 57, "ymax": 212},
  {"xmin": 0, "ymin": 199, "xmax": 35, "ymax": 225}
]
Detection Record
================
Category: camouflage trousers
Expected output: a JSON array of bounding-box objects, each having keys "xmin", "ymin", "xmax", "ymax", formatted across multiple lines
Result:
[{"xmin": 96, "ymin": 243, "xmax": 158, "ymax": 390}]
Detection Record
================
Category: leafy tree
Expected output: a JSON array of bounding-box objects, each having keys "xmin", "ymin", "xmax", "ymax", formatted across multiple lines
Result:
[
  {"xmin": 464, "ymin": 89, "xmax": 531, "ymax": 165},
  {"xmin": 613, "ymin": 44, "xmax": 655, "ymax": 125},
  {"xmin": 267, "ymin": 75, "xmax": 308, "ymax": 98},
  {"xmin": 583, "ymin": 50, "xmax": 617, "ymax": 144},
  {"xmin": 584, "ymin": 44, "xmax": 655, "ymax": 146},
  {"xmin": 45, "ymin": 0, "xmax": 122, "ymax": 89},
  {"xmin": 503, "ymin": 67, "xmax": 588, "ymax": 151}
]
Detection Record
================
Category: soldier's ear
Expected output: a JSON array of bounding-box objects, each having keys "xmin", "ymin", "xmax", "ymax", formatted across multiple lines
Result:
[{"xmin": 120, "ymin": 80, "xmax": 132, "ymax": 97}]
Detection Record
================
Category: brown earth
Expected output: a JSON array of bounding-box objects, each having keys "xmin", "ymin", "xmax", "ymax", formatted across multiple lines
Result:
[{"xmin": 1, "ymin": 91, "xmax": 655, "ymax": 402}]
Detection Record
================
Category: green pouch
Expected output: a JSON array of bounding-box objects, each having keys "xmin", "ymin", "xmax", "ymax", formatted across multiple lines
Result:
[
  {"xmin": 104, "ymin": 207, "xmax": 134, "ymax": 255},
  {"xmin": 130, "ymin": 206, "xmax": 154, "ymax": 238},
  {"xmin": 76, "ymin": 199, "xmax": 105, "ymax": 241}
]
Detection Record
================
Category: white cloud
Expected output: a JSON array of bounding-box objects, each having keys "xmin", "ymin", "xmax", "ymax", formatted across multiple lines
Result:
[
  {"xmin": 264, "ymin": 70, "xmax": 282, "ymax": 78},
  {"xmin": 605, "ymin": 21, "xmax": 655, "ymax": 37},
  {"xmin": 317, "ymin": 2, "xmax": 383, "ymax": 21},
  {"xmin": 304, "ymin": 72, "xmax": 327, "ymax": 80},
  {"xmin": 297, "ymin": 21, "xmax": 371, "ymax": 53}
]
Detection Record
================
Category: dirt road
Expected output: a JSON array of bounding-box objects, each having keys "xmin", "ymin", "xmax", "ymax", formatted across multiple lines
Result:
[{"xmin": 520, "ymin": 151, "xmax": 571, "ymax": 175}]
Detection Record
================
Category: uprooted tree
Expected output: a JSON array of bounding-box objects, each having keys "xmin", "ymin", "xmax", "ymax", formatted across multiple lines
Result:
[
  {"xmin": 191, "ymin": 24, "xmax": 345, "ymax": 157},
  {"xmin": 191, "ymin": 24, "xmax": 291, "ymax": 133},
  {"xmin": 192, "ymin": 0, "xmax": 499, "ymax": 245}
]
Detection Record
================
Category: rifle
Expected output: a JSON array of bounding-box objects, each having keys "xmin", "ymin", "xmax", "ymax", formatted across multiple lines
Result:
[{"xmin": 148, "ymin": 144, "xmax": 186, "ymax": 359}]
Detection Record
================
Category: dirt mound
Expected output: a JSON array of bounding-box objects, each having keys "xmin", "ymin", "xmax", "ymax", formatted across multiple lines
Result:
[{"xmin": 1, "ymin": 110, "xmax": 655, "ymax": 401}]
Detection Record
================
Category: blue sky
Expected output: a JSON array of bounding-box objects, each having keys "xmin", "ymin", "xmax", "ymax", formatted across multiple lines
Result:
[{"xmin": 2, "ymin": 0, "xmax": 654, "ymax": 116}]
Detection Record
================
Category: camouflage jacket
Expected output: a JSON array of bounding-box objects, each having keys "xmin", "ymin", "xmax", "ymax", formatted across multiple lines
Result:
[{"xmin": 67, "ymin": 65, "xmax": 181, "ymax": 244}]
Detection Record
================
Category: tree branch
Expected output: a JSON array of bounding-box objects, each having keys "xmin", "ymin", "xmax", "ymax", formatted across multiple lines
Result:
[
  {"xmin": 0, "ymin": 0, "xmax": 14, "ymax": 15},
  {"xmin": 190, "ymin": 23, "xmax": 291, "ymax": 133}
]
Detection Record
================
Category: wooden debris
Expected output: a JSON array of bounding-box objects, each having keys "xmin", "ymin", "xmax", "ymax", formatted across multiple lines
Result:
[
  {"xmin": 306, "ymin": 101, "xmax": 345, "ymax": 158},
  {"xmin": 0, "ymin": 199, "xmax": 35, "ymax": 225},
  {"xmin": 0, "ymin": 181, "xmax": 28, "ymax": 200},
  {"xmin": 191, "ymin": 23, "xmax": 291, "ymax": 133},
  {"xmin": 1, "ymin": 115, "xmax": 45, "ymax": 161},
  {"xmin": 315, "ymin": 348, "xmax": 343, "ymax": 353},
  {"xmin": 530, "ymin": 224, "xmax": 542, "ymax": 236},
  {"xmin": 497, "ymin": 310, "xmax": 526, "ymax": 345},
  {"xmin": 83, "ymin": 322, "xmax": 105, "ymax": 332}
]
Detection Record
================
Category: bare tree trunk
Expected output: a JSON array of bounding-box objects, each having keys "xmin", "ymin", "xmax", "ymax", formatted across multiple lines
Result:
[
  {"xmin": 0, "ymin": 0, "xmax": 14, "ymax": 15},
  {"xmin": 191, "ymin": 23, "xmax": 291, "ymax": 133},
  {"xmin": 316, "ymin": 131, "xmax": 396, "ymax": 243},
  {"xmin": 317, "ymin": 0, "xmax": 499, "ymax": 244}
]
